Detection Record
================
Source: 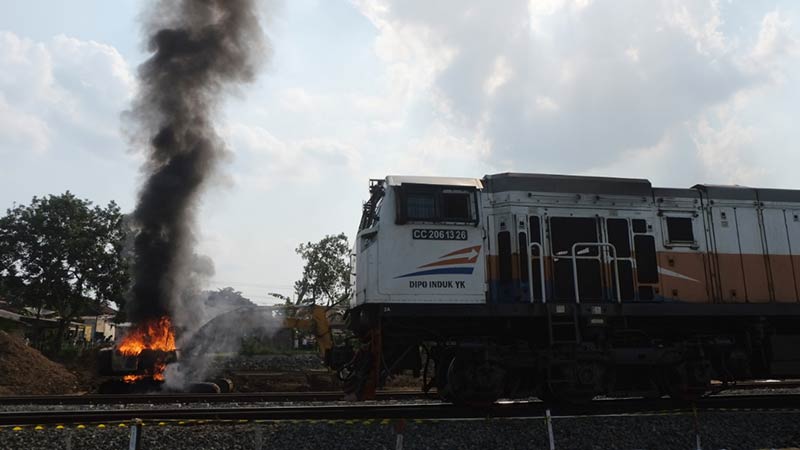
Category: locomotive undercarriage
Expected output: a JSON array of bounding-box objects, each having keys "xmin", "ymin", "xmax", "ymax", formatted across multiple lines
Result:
[{"xmin": 342, "ymin": 303, "xmax": 800, "ymax": 404}]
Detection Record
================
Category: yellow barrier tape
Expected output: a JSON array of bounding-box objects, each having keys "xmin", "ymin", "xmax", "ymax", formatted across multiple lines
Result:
[{"xmin": 4, "ymin": 407, "xmax": 795, "ymax": 432}]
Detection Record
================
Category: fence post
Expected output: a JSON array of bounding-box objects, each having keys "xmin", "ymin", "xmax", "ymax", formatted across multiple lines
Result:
[
  {"xmin": 254, "ymin": 426, "xmax": 263, "ymax": 450},
  {"xmin": 129, "ymin": 419, "xmax": 143, "ymax": 450},
  {"xmin": 394, "ymin": 419, "xmax": 406, "ymax": 450},
  {"xmin": 546, "ymin": 409, "xmax": 555, "ymax": 450},
  {"xmin": 693, "ymin": 405, "xmax": 702, "ymax": 450}
]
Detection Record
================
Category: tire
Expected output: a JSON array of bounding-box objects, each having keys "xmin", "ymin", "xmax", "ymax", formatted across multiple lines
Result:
[
  {"xmin": 210, "ymin": 378, "xmax": 234, "ymax": 393},
  {"xmin": 186, "ymin": 382, "xmax": 221, "ymax": 394}
]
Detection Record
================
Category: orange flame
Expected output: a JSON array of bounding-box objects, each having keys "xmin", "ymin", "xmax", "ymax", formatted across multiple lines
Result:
[
  {"xmin": 118, "ymin": 316, "xmax": 176, "ymax": 356},
  {"xmin": 118, "ymin": 316, "xmax": 176, "ymax": 383}
]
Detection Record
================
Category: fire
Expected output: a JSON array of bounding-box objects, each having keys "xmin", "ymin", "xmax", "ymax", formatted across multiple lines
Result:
[
  {"xmin": 118, "ymin": 316, "xmax": 176, "ymax": 355},
  {"xmin": 117, "ymin": 316, "xmax": 176, "ymax": 383}
]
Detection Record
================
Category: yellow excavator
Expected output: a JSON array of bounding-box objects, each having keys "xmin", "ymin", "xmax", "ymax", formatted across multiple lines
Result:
[{"xmin": 281, "ymin": 304, "xmax": 335, "ymax": 360}]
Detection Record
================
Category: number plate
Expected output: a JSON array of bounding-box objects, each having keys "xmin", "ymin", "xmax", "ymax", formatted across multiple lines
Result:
[{"xmin": 412, "ymin": 229, "xmax": 467, "ymax": 240}]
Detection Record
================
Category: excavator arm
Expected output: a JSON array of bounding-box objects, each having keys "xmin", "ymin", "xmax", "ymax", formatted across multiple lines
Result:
[{"xmin": 281, "ymin": 305, "xmax": 333, "ymax": 361}]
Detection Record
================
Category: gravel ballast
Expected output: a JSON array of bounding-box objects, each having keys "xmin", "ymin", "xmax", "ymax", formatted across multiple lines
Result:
[{"xmin": 2, "ymin": 411, "xmax": 799, "ymax": 450}]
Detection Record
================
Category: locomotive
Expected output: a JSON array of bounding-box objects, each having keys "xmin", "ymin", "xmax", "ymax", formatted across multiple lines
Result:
[{"xmin": 343, "ymin": 173, "xmax": 800, "ymax": 404}]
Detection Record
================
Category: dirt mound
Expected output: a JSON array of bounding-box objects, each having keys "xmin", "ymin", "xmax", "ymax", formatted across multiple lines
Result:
[{"xmin": 0, "ymin": 331, "xmax": 79, "ymax": 395}]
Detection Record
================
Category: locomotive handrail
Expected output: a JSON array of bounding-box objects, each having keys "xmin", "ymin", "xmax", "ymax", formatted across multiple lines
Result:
[
  {"xmin": 570, "ymin": 242, "xmax": 622, "ymax": 304},
  {"xmin": 527, "ymin": 242, "xmax": 547, "ymax": 304}
]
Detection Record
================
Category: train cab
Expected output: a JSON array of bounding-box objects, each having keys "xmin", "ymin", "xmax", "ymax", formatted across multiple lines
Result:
[{"xmin": 353, "ymin": 176, "xmax": 485, "ymax": 307}]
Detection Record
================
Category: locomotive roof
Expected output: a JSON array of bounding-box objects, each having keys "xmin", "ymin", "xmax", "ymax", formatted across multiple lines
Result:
[
  {"xmin": 693, "ymin": 185, "xmax": 800, "ymax": 203},
  {"xmin": 481, "ymin": 173, "xmax": 800, "ymax": 203},
  {"xmin": 386, "ymin": 175, "xmax": 483, "ymax": 189},
  {"xmin": 482, "ymin": 172, "xmax": 652, "ymax": 196},
  {"xmin": 383, "ymin": 173, "xmax": 800, "ymax": 203}
]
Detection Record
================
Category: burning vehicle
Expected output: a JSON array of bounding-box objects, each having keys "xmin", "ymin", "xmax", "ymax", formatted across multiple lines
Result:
[
  {"xmin": 96, "ymin": 317, "xmax": 183, "ymax": 393},
  {"xmin": 96, "ymin": 305, "xmax": 343, "ymax": 394},
  {"xmin": 96, "ymin": 315, "xmax": 232, "ymax": 394},
  {"xmin": 116, "ymin": 316, "xmax": 177, "ymax": 383}
]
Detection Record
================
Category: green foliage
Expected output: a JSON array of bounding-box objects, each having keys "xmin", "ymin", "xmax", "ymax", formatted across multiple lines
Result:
[
  {"xmin": 0, "ymin": 192, "xmax": 129, "ymax": 349},
  {"xmin": 205, "ymin": 287, "xmax": 255, "ymax": 310},
  {"xmin": 267, "ymin": 292, "xmax": 293, "ymax": 305},
  {"xmin": 293, "ymin": 233, "xmax": 351, "ymax": 307}
]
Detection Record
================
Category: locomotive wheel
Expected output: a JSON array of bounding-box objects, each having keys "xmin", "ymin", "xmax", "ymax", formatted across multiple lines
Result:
[
  {"xmin": 434, "ymin": 349, "xmax": 456, "ymax": 402},
  {"xmin": 444, "ymin": 354, "xmax": 505, "ymax": 405},
  {"xmin": 340, "ymin": 350, "xmax": 373, "ymax": 400},
  {"xmin": 662, "ymin": 361, "xmax": 711, "ymax": 401},
  {"xmin": 539, "ymin": 362, "xmax": 603, "ymax": 405},
  {"xmin": 539, "ymin": 382, "xmax": 596, "ymax": 405}
]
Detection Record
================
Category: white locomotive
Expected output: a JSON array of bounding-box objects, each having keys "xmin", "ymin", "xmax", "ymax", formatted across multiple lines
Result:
[{"xmin": 343, "ymin": 173, "xmax": 800, "ymax": 403}]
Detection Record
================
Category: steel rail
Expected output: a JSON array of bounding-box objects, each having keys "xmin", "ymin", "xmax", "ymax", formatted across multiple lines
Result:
[
  {"xmin": 1, "ymin": 380, "xmax": 798, "ymax": 407},
  {"xmin": 0, "ymin": 390, "xmax": 431, "ymax": 406},
  {"xmin": 3, "ymin": 394, "xmax": 800, "ymax": 426}
]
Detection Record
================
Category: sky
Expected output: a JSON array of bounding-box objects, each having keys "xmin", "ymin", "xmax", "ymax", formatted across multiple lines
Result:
[{"xmin": 1, "ymin": 0, "xmax": 799, "ymax": 305}]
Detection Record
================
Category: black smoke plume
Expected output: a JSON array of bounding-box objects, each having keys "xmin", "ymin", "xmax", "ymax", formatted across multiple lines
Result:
[{"xmin": 127, "ymin": 0, "xmax": 267, "ymax": 325}]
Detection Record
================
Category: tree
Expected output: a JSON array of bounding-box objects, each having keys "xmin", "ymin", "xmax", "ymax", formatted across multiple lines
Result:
[
  {"xmin": 294, "ymin": 233, "xmax": 351, "ymax": 308},
  {"xmin": 204, "ymin": 287, "xmax": 255, "ymax": 311},
  {"xmin": 0, "ymin": 192, "xmax": 129, "ymax": 350}
]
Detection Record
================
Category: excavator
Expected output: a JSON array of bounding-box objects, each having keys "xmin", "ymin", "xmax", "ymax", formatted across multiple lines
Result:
[{"xmin": 96, "ymin": 304, "xmax": 355, "ymax": 394}]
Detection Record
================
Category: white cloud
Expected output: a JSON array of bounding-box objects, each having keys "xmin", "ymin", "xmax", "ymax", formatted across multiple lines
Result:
[
  {"xmin": 664, "ymin": 0, "xmax": 727, "ymax": 55},
  {"xmin": 224, "ymin": 123, "xmax": 361, "ymax": 190},
  {"xmin": 535, "ymin": 96, "xmax": 559, "ymax": 112},
  {"xmin": 0, "ymin": 30, "xmax": 135, "ymax": 157},
  {"xmin": 484, "ymin": 56, "xmax": 513, "ymax": 96},
  {"xmin": 625, "ymin": 46, "xmax": 640, "ymax": 63},
  {"xmin": 278, "ymin": 87, "xmax": 317, "ymax": 112},
  {"xmin": 692, "ymin": 111, "xmax": 764, "ymax": 185},
  {"xmin": 351, "ymin": 0, "xmax": 800, "ymax": 185},
  {"xmin": 388, "ymin": 122, "xmax": 491, "ymax": 176},
  {"xmin": 0, "ymin": 94, "xmax": 50, "ymax": 154},
  {"xmin": 351, "ymin": 0, "xmax": 458, "ymax": 121},
  {"xmin": 748, "ymin": 10, "xmax": 800, "ymax": 79}
]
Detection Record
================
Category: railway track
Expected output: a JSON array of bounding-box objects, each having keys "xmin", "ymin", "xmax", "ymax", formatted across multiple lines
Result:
[
  {"xmin": 2, "ymin": 394, "xmax": 800, "ymax": 427},
  {"xmin": 710, "ymin": 379, "xmax": 800, "ymax": 391},
  {"xmin": 0, "ymin": 390, "xmax": 430, "ymax": 406},
  {"xmin": 1, "ymin": 378, "xmax": 796, "ymax": 406}
]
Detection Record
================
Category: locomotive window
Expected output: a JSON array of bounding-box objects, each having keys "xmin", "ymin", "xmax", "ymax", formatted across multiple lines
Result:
[
  {"xmin": 406, "ymin": 193, "xmax": 437, "ymax": 220},
  {"xmin": 529, "ymin": 216, "xmax": 541, "ymax": 244},
  {"xmin": 498, "ymin": 231, "xmax": 512, "ymax": 283},
  {"xmin": 607, "ymin": 218, "xmax": 631, "ymax": 258},
  {"xmin": 666, "ymin": 217, "xmax": 694, "ymax": 243},
  {"xmin": 612, "ymin": 260, "xmax": 635, "ymax": 301},
  {"xmin": 396, "ymin": 185, "xmax": 477, "ymax": 224},
  {"xmin": 638, "ymin": 285, "xmax": 655, "ymax": 300},
  {"xmin": 518, "ymin": 232, "xmax": 529, "ymax": 285},
  {"xmin": 550, "ymin": 217, "xmax": 599, "ymax": 256},
  {"xmin": 632, "ymin": 219, "xmax": 647, "ymax": 234},
  {"xmin": 634, "ymin": 235, "xmax": 658, "ymax": 283},
  {"xmin": 442, "ymin": 192, "xmax": 471, "ymax": 221}
]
